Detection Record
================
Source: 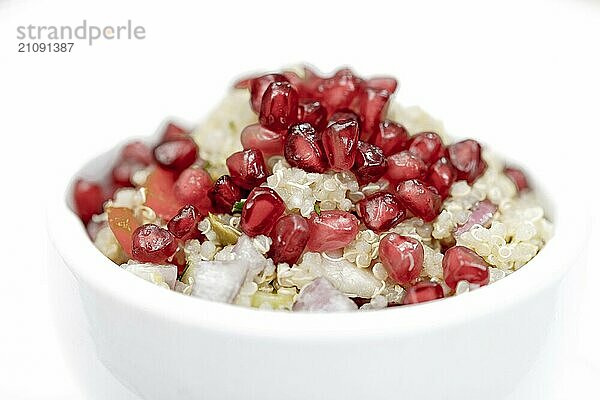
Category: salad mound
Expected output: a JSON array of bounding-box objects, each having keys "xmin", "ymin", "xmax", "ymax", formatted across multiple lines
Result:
[{"xmin": 73, "ymin": 66, "xmax": 552, "ymax": 311}]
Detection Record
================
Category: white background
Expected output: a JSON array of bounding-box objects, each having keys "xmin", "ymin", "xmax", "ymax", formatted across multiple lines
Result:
[{"xmin": 1, "ymin": 0, "xmax": 599, "ymax": 398}]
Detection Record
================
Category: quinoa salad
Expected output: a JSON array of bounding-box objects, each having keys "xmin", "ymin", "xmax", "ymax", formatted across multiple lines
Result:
[{"xmin": 72, "ymin": 66, "xmax": 553, "ymax": 312}]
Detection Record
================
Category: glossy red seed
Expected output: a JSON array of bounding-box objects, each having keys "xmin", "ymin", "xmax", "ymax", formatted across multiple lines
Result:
[
  {"xmin": 322, "ymin": 119, "xmax": 359, "ymax": 171},
  {"xmin": 241, "ymin": 187, "xmax": 286, "ymax": 237},
  {"xmin": 167, "ymin": 205, "xmax": 200, "ymax": 239},
  {"xmin": 395, "ymin": 179, "xmax": 441, "ymax": 222},
  {"xmin": 297, "ymin": 100, "xmax": 328, "ymax": 132},
  {"xmin": 365, "ymin": 77, "xmax": 398, "ymax": 93},
  {"xmin": 317, "ymin": 68, "xmax": 362, "ymax": 111},
  {"xmin": 73, "ymin": 179, "xmax": 106, "ymax": 224},
  {"xmin": 357, "ymin": 192, "xmax": 406, "ymax": 233},
  {"xmin": 269, "ymin": 214, "xmax": 310, "ymax": 265},
  {"xmin": 386, "ymin": 151, "xmax": 427, "ymax": 183},
  {"xmin": 329, "ymin": 109, "xmax": 360, "ymax": 125},
  {"xmin": 352, "ymin": 141, "xmax": 387, "ymax": 185},
  {"xmin": 153, "ymin": 138, "xmax": 198, "ymax": 172},
  {"xmin": 250, "ymin": 74, "xmax": 289, "ymax": 113},
  {"xmin": 173, "ymin": 168, "xmax": 213, "ymax": 215},
  {"xmin": 240, "ymin": 123, "xmax": 285, "ymax": 158},
  {"xmin": 446, "ymin": 139, "xmax": 486, "ymax": 183},
  {"xmin": 226, "ymin": 148, "xmax": 268, "ymax": 190},
  {"xmin": 504, "ymin": 167, "xmax": 529, "ymax": 192},
  {"xmin": 428, "ymin": 157, "xmax": 457, "ymax": 199},
  {"xmin": 408, "ymin": 132, "xmax": 445, "ymax": 166},
  {"xmin": 162, "ymin": 122, "xmax": 189, "ymax": 142},
  {"xmin": 443, "ymin": 246, "xmax": 490, "ymax": 290},
  {"xmin": 121, "ymin": 141, "xmax": 153, "ymax": 165},
  {"xmin": 372, "ymin": 120, "xmax": 409, "ymax": 156},
  {"xmin": 359, "ymin": 87, "xmax": 390, "ymax": 142},
  {"xmin": 402, "ymin": 281, "xmax": 444, "ymax": 305},
  {"xmin": 211, "ymin": 175, "xmax": 243, "ymax": 213},
  {"xmin": 379, "ymin": 233, "xmax": 424, "ymax": 285},
  {"xmin": 131, "ymin": 224, "xmax": 178, "ymax": 263},
  {"xmin": 284, "ymin": 123, "xmax": 328, "ymax": 173},
  {"xmin": 306, "ymin": 210, "xmax": 359, "ymax": 252},
  {"xmin": 259, "ymin": 81, "xmax": 299, "ymax": 133},
  {"xmin": 299, "ymin": 65, "xmax": 326, "ymax": 97}
]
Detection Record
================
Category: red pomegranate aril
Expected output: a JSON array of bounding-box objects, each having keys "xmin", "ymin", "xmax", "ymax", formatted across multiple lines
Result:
[
  {"xmin": 379, "ymin": 233, "xmax": 424, "ymax": 285},
  {"xmin": 408, "ymin": 132, "xmax": 445, "ymax": 166},
  {"xmin": 212, "ymin": 175, "xmax": 243, "ymax": 213},
  {"xmin": 162, "ymin": 122, "xmax": 189, "ymax": 142},
  {"xmin": 240, "ymin": 123, "xmax": 285, "ymax": 158},
  {"xmin": 240, "ymin": 187, "xmax": 286, "ymax": 237},
  {"xmin": 352, "ymin": 141, "xmax": 387, "ymax": 185},
  {"xmin": 167, "ymin": 205, "xmax": 200, "ymax": 239},
  {"xmin": 250, "ymin": 74, "xmax": 289, "ymax": 113},
  {"xmin": 402, "ymin": 281, "xmax": 444, "ymax": 305},
  {"xmin": 132, "ymin": 224, "xmax": 178, "ymax": 263},
  {"xmin": 365, "ymin": 77, "xmax": 398, "ymax": 93},
  {"xmin": 396, "ymin": 179, "xmax": 441, "ymax": 222},
  {"xmin": 446, "ymin": 139, "xmax": 486, "ymax": 183},
  {"xmin": 359, "ymin": 87, "xmax": 390, "ymax": 142},
  {"xmin": 259, "ymin": 81, "xmax": 299, "ymax": 133},
  {"xmin": 173, "ymin": 168, "xmax": 213, "ymax": 215},
  {"xmin": 284, "ymin": 123, "xmax": 328, "ymax": 173},
  {"xmin": 443, "ymin": 245, "xmax": 490, "ymax": 290},
  {"xmin": 428, "ymin": 157, "xmax": 457, "ymax": 199},
  {"xmin": 386, "ymin": 151, "xmax": 428, "ymax": 183},
  {"xmin": 504, "ymin": 167, "xmax": 529, "ymax": 192},
  {"xmin": 297, "ymin": 100, "xmax": 328, "ymax": 132},
  {"xmin": 372, "ymin": 120, "xmax": 409, "ymax": 156},
  {"xmin": 329, "ymin": 109, "xmax": 360, "ymax": 125},
  {"xmin": 111, "ymin": 160, "xmax": 140, "ymax": 187},
  {"xmin": 121, "ymin": 141, "xmax": 153, "ymax": 165},
  {"xmin": 299, "ymin": 65, "xmax": 325, "ymax": 97},
  {"xmin": 226, "ymin": 148, "xmax": 268, "ymax": 190},
  {"xmin": 268, "ymin": 214, "xmax": 310, "ymax": 265},
  {"xmin": 306, "ymin": 210, "xmax": 359, "ymax": 252},
  {"xmin": 322, "ymin": 119, "xmax": 359, "ymax": 171},
  {"xmin": 317, "ymin": 68, "xmax": 362, "ymax": 111},
  {"xmin": 153, "ymin": 138, "xmax": 198, "ymax": 172},
  {"xmin": 357, "ymin": 192, "xmax": 406, "ymax": 233},
  {"xmin": 73, "ymin": 179, "xmax": 106, "ymax": 224}
]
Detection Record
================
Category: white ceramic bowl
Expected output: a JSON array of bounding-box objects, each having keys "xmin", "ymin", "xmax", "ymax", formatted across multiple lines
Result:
[{"xmin": 48, "ymin": 133, "xmax": 581, "ymax": 400}]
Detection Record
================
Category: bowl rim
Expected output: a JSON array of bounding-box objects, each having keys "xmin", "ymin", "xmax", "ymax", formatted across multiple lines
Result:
[{"xmin": 47, "ymin": 123, "xmax": 584, "ymax": 340}]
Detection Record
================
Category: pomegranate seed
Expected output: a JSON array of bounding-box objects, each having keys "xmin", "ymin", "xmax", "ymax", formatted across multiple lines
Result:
[
  {"xmin": 153, "ymin": 138, "xmax": 198, "ymax": 172},
  {"xmin": 131, "ymin": 224, "xmax": 178, "ymax": 263},
  {"xmin": 167, "ymin": 205, "xmax": 200, "ymax": 239},
  {"xmin": 322, "ymin": 119, "xmax": 359, "ymax": 171},
  {"xmin": 259, "ymin": 81, "xmax": 299, "ymax": 133},
  {"xmin": 268, "ymin": 214, "xmax": 310, "ymax": 265},
  {"xmin": 250, "ymin": 74, "xmax": 289, "ymax": 113},
  {"xmin": 446, "ymin": 139, "xmax": 486, "ymax": 183},
  {"xmin": 395, "ymin": 179, "xmax": 441, "ymax": 222},
  {"xmin": 306, "ymin": 210, "xmax": 359, "ymax": 252},
  {"xmin": 402, "ymin": 281, "xmax": 444, "ymax": 305},
  {"xmin": 317, "ymin": 68, "xmax": 362, "ymax": 111},
  {"xmin": 504, "ymin": 167, "xmax": 529, "ymax": 192},
  {"xmin": 162, "ymin": 122, "xmax": 189, "ymax": 142},
  {"xmin": 73, "ymin": 179, "xmax": 105, "ymax": 224},
  {"xmin": 443, "ymin": 246, "xmax": 490, "ymax": 290},
  {"xmin": 365, "ymin": 77, "xmax": 398, "ymax": 93},
  {"xmin": 284, "ymin": 123, "xmax": 328, "ymax": 173},
  {"xmin": 226, "ymin": 148, "xmax": 268, "ymax": 189},
  {"xmin": 329, "ymin": 109, "xmax": 360, "ymax": 125},
  {"xmin": 379, "ymin": 233, "xmax": 424, "ymax": 285},
  {"xmin": 359, "ymin": 87, "xmax": 390, "ymax": 142},
  {"xmin": 386, "ymin": 151, "xmax": 427, "ymax": 183},
  {"xmin": 297, "ymin": 100, "xmax": 328, "ymax": 132},
  {"xmin": 173, "ymin": 168, "xmax": 213, "ymax": 215},
  {"xmin": 212, "ymin": 175, "xmax": 243, "ymax": 213},
  {"xmin": 111, "ymin": 161, "xmax": 140, "ymax": 187},
  {"xmin": 241, "ymin": 187, "xmax": 286, "ymax": 237},
  {"xmin": 352, "ymin": 141, "xmax": 387, "ymax": 185},
  {"xmin": 240, "ymin": 123, "xmax": 284, "ymax": 158},
  {"xmin": 372, "ymin": 120, "xmax": 409, "ymax": 156},
  {"xmin": 408, "ymin": 132, "xmax": 445, "ymax": 166},
  {"xmin": 427, "ymin": 157, "xmax": 457, "ymax": 199},
  {"xmin": 357, "ymin": 192, "xmax": 406, "ymax": 233},
  {"xmin": 299, "ymin": 65, "xmax": 326, "ymax": 97},
  {"xmin": 121, "ymin": 141, "xmax": 153, "ymax": 165}
]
